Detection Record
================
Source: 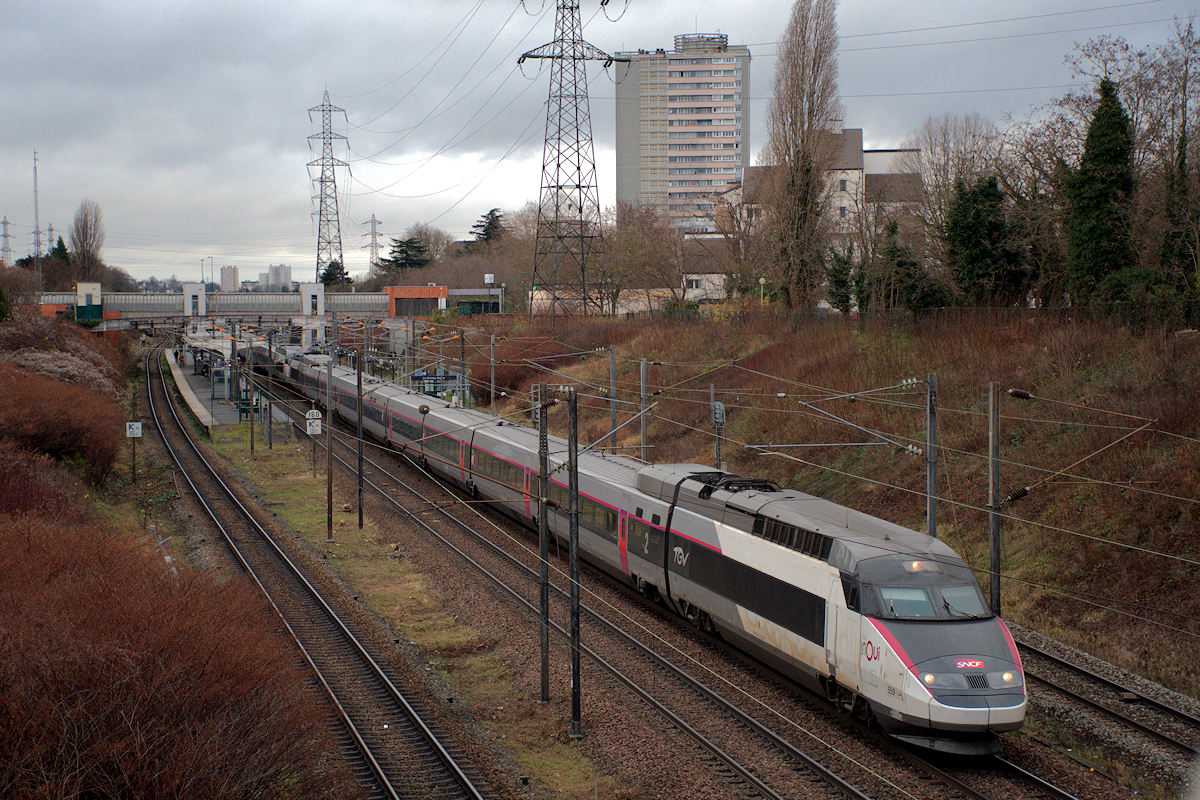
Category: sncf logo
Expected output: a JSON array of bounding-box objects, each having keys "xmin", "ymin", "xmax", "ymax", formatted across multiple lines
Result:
[{"xmin": 955, "ymin": 659, "xmax": 985, "ymax": 669}]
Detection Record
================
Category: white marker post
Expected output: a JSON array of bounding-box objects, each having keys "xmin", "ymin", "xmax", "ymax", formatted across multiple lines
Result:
[
  {"xmin": 126, "ymin": 421, "xmax": 143, "ymax": 483},
  {"xmin": 305, "ymin": 409, "xmax": 322, "ymax": 478}
]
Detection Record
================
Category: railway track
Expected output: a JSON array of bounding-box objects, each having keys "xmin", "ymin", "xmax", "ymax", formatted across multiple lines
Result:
[
  {"xmin": 147, "ymin": 348, "xmax": 489, "ymax": 800},
  {"xmin": 252, "ymin": 371, "xmax": 1107, "ymax": 800},
  {"xmin": 1018, "ymin": 640, "xmax": 1200, "ymax": 758}
]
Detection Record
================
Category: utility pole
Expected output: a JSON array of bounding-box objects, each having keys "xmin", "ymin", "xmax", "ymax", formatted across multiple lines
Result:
[
  {"xmin": 988, "ymin": 382, "xmax": 1001, "ymax": 615},
  {"xmin": 357, "ymin": 349, "xmax": 364, "ymax": 530},
  {"xmin": 362, "ymin": 213, "xmax": 384, "ymax": 275},
  {"xmin": 459, "ymin": 331, "xmax": 468, "ymax": 407},
  {"xmin": 926, "ymin": 373, "xmax": 938, "ymax": 539},
  {"xmin": 327, "ymin": 313, "xmax": 336, "ymax": 543},
  {"xmin": 309, "ymin": 91, "xmax": 348, "ymax": 283},
  {"xmin": 490, "ymin": 334, "xmax": 496, "ymax": 416},
  {"xmin": 537, "ymin": 383, "xmax": 550, "ymax": 704},
  {"xmin": 711, "ymin": 384, "xmax": 725, "ymax": 470},
  {"xmin": 639, "ymin": 358, "xmax": 647, "ymax": 462},
  {"xmin": 519, "ymin": 1, "xmax": 626, "ymax": 316},
  {"xmin": 567, "ymin": 387, "xmax": 582, "ymax": 739},
  {"xmin": 32, "ymin": 150, "xmax": 42, "ymax": 293},
  {"xmin": 609, "ymin": 346, "xmax": 617, "ymax": 455},
  {"xmin": 249, "ymin": 368, "xmax": 255, "ymax": 456}
]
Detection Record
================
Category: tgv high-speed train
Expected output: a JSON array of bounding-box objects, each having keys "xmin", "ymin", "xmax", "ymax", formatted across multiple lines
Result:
[{"xmin": 253, "ymin": 344, "xmax": 1025, "ymax": 755}]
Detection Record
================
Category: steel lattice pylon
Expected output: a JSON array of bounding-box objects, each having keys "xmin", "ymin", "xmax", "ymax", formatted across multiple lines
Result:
[
  {"xmin": 520, "ymin": 1, "xmax": 624, "ymax": 316},
  {"xmin": 308, "ymin": 91, "xmax": 348, "ymax": 283}
]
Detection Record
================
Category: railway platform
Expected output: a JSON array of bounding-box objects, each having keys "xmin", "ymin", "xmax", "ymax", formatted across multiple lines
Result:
[{"xmin": 165, "ymin": 348, "xmax": 289, "ymax": 432}]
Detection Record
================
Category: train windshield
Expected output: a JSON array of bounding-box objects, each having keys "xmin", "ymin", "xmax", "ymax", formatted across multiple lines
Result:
[{"xmin": 857, "ymin": 554, "xmax": 993, "ymax": 620}]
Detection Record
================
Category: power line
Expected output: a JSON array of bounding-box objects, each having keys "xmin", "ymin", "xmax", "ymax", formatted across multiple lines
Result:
[
  {"xmin": 742, "ymin": 0, "xmax": 1165, "ymax": 47},
  {"xmin": 753, "ymin": 15, "xmax": 1179, "ymax": 58},
  {"xmin": 345, "ymin": 0, "xmax": 488, "ymax": 132},
  {"xmin": 338, "ymin": 0, "xmax": 489, "ymax": 100}
]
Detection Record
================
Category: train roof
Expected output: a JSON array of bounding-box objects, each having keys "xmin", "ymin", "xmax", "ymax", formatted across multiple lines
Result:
[
  {"xmin": 283, "ymin": 351, "xmax": 965, "ymax": 573},
  {"xmin": 637, "ymin": 463, "xmax": 959, "ymax": 573}
]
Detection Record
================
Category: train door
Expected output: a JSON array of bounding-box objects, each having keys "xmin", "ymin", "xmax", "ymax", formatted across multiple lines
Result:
[
  {"xmin": 523, "ymin": 469, "xmax": 531, "ymax": 518},
  {"xmin": 827, "ymin": 580, "xmax": 861, "ymax": 692},
  {"xmin": 618, "ymin": 510, "xmax": 629, "ymax": 574}
]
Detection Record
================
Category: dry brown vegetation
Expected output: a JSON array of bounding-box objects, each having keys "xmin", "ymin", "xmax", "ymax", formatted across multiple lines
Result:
[
  {"xmin": 0, "ymin": 313, "xmax": 354, "ymax": 799},
  {"xmin": 483, "ymin": 310, "xmax": 1200, "ymax": 695}
]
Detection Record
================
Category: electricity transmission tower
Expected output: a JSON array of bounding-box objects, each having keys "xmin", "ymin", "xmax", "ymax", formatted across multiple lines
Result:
[
  {"xmin": 308, "ymin": 91, "xmax": 348, "ymax": 283},
  {"xmin": 1, "ymin": 217, "xmax": 11, "ymax": 268},
  {"xmin": 519, "ymin": 1, "xmax": 625, "ymax": 316},
  {"xmin": 362, "ymin": 213, "xmax": 384, "ymax": 275}
]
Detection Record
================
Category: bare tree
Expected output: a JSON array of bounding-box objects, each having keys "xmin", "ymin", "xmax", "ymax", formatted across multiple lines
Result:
[
  {"xmin": 763, "ymin": 0, "xmax": 842, "ymax": 309},
  {"xmin": 604, "ymin": 202, "xmax": 687, "ymax": 309},
  {"xmin": 405, "ymin": 221, "xmax": 453, "ymax": 263},
  {"xmin": 705, "ymin": 190, "xmax": 771, "ymax": 296},
  {"xmin": 70, "ymin": 200, "xmax": 105, "ymax": 281},
  {"xmin": 896, "ymin": 112, "xmax": 999, "ymax": 270}
]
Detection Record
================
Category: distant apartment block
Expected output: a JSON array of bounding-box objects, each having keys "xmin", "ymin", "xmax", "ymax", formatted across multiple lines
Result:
[
  {"xmin": 259, "ymin": 263, "xmax": 292, "ymax": 291},
  {"xmin": 219, "ymin": 265, "xmax": 239, "ymax": 293},
  {"xmin": 615, "ymin": 33, "xmax": 751, "ymax": 234}
]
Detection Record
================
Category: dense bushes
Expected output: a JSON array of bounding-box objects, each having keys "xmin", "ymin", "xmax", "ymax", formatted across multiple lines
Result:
[
  {"xmin": 0, "ymin": 515, "xmax": 351, "ymax": 798},
  {"xmin": 0, "ymin": 311, "xmax": 355, "ymax": 798},
  {"xmin": 471, "ymin": 335, "xmax": 572, "ymax": 407},
  {"xmin": 0, "ymin": 363, "xmax": 122, "ymax": 479}
]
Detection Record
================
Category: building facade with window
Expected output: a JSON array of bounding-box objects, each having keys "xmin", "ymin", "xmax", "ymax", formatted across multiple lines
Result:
[{"xmin": 615, "ymin": 33, "xmax": 751, "ymax": 234}]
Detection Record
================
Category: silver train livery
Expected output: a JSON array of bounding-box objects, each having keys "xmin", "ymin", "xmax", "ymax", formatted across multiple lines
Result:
[{"xmin": 254, "ymin": 345, "xmax": 1026, "ymax": 755}]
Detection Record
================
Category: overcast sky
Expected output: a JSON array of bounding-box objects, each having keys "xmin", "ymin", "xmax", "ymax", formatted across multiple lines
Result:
[{"xmin": 0, "ymin": 0, "xmax": 1191, "ymax": 283}]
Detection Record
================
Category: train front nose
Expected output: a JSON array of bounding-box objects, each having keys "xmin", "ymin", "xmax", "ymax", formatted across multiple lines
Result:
[{"xmin": 914, "ymin": 653, "xmax": 1026, "ymax": 732}]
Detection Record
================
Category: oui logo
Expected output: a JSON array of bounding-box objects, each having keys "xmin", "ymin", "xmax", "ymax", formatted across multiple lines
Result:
[{"xmin": 863, "ymin": 641, "xmax": 880, "ymax": 662}]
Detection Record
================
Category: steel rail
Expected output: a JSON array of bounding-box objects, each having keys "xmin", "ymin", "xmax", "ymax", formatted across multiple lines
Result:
[
  {"xmin": 1023, "ymin": 670, "xmax": 1199, "ymax": 756},
  {"xmin": 147, "ymin": 348, "xmax": 484, "ymax": 800},
  {"xmin": 993, "ymin": 755, "xmax": 1085, "ymax": 800},
  {"xmin": 1018, "ymin": 641, "xmax": 1200, "ymax": 731}
]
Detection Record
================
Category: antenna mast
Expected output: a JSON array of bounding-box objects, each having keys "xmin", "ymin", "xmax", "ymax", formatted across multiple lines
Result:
[
  {"xmin": 33, "ymin": 150, "xmax": 42, "ymax": 292},
  {"xmin": 1, "ymin": 217, "xmax": 11, "ymax": 269}
]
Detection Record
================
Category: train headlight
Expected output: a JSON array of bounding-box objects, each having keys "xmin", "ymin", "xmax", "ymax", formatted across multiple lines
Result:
[
  {"xmin": 986, "ymin": 670, "xmax": 1023, "ymax": 688},
  {"xmin": 918, "ymin": 672, "xmax": 968, "ymax": 689}
]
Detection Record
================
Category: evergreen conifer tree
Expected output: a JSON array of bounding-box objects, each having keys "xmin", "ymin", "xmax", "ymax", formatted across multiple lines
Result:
[
  {"xmin": 1066, "ymin": 79, "xmax": 1135, "ymax": 301},
  {"xmin": 945, "ymin": 176, "xmax": 1024, "ymax": 304},
  {"xmin": 885, "ymin": 221, "xmax": 949, "ymax": 318}
]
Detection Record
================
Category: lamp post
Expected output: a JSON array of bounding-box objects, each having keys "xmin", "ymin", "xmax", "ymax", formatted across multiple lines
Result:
[
  {"xmin": 500, "ymin": 282, "xmax": 506, "ymax": 314},
  {"xmin": 758, "ymin": 276, "xmax": 766, "ymax": 306}
]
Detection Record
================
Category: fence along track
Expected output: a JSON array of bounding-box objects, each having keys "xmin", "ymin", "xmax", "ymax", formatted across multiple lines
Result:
[{"xmin": 146, "ymin": 348, "xmax": 486, "ymax": 800}]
